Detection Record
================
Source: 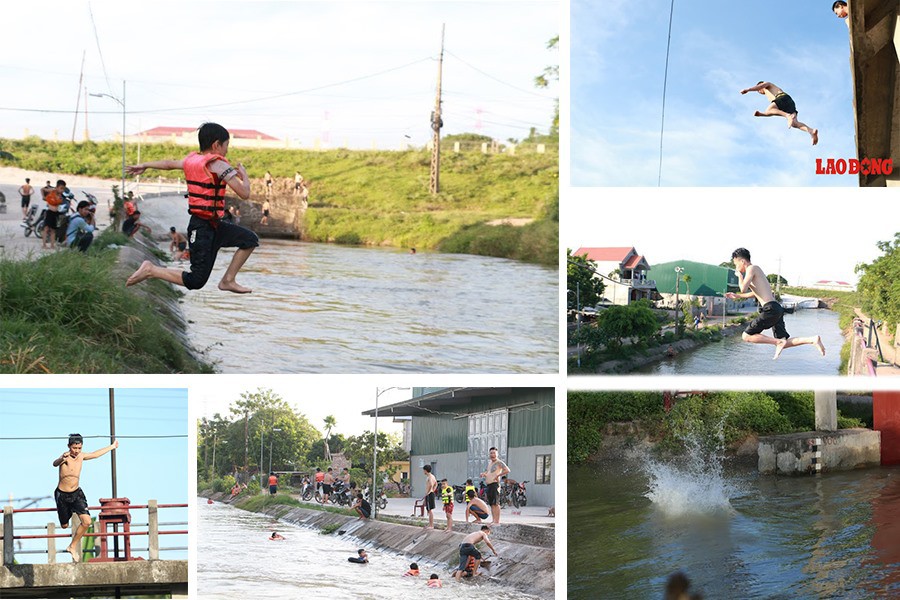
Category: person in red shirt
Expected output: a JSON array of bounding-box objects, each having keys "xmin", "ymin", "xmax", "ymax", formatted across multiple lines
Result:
[{"xmin": 268, "ymin": 472, "xmax": 278, "ymax": 495}]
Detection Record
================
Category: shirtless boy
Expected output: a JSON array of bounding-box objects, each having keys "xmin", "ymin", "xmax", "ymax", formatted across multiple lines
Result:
[
  {"xmin": 725, "ymin": 248, "xmax": 826, "ymax": 360},
  {"xmin": 454, "ymin": 526, "xmax": 498, "ymax": 582},
  {"xmin": 422, "ymin": 465, "xmax": 437, "ymax": 529},
  {"xmin": 125, "ymin": 122, "xmax": 258, "ymax": 294},
  {"xmin": 741, "ymin": 82, "xmax": 818, "ymax": 146},
  {"xmin": 480, "ymin": 447, "xmax": 510, "ymax": 525},
  {"xmin": 52, "ymin": 434, "xmax": 118, "ymax": 562},
  {"xmin": 465, "ymin": 489, "xmax": 491, "ymax": 524}
]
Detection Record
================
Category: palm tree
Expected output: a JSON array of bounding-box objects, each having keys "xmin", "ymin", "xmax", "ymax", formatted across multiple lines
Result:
[
  {"xmin": 682, "ymin": 273, "xmax": 692, "ymax": 297},
  {"xmin": 323, "ymin": 415, "xmax": 337, "ymax": 462}
]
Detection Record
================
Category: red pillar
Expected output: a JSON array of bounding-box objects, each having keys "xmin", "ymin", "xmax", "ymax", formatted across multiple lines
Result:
[{"xmin": 873, "ymin": 391, "xmax": 900, "ymax": 465}]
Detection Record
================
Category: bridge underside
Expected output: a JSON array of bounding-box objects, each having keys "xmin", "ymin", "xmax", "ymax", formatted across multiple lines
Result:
[
  {"xmin": 850, "ymin": 0, "xmax": 900, "ymax": 187},
  {"xmin": 0, "ymin": 560, "xmax": 188, "ymax": 599}
]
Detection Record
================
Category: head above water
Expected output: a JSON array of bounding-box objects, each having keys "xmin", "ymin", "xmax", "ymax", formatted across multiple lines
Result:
[
  {"xmin": 429, "ymin": 574, "xmax": 439, "ymax": 580},
  {"xmin": 410, "ymin": 562, "xmax": 418, "ymax": 570},
  {"xmin": 197, "ymin": 122, "xmax": 230, "ymax": 154},
  {"xmin": 357, "ymin": 548, "xmax": 367, "ymax": 556}
]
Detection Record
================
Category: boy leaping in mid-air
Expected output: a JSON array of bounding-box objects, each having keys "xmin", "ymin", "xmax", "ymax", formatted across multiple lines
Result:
[
  {"xmin": 124, "ymin": 122, "xmax": 258, "ymax": 293},
  {"xmin": 52, "ymin": 434, "xmax": 119, "ymax": 562},
  {"xmin": 741, "ymin": 81, "xmax": 818, "ymax": 146},
  {"xmin": 725, "ymin": 248, "xmax": 826, "ymax": 360}
]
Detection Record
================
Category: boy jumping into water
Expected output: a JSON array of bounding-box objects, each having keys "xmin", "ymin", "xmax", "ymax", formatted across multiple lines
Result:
[
  {"xmin": 52, "ymin": 434, "xmax": 119, "ymax": 562},
  {"xmin": 125, "ymin": 122, "xmax": 259, "ymax": 293},
  {"xmin": 740, "ymin": 82, "xmax": 818, "ymax": 146},
  {"xmin": 725, "ymin": 248, "xmax": 826, "ymax": 360}
]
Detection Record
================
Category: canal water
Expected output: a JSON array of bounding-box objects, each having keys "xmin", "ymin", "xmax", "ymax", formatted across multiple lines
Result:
[
  {"xmin": 198, "ymin": 499, "xmax": 542, "ymax": 599},
  {"xmin": 177, "ymin": 239, "xmax": 557, "ymax": 373},
  {"xmin": 568, "ymin": 458, "xmax": 900, "ymax": 599},
  {"xmin": 637, "ymin": 309, "xmax": 844, "ymax": 376}
]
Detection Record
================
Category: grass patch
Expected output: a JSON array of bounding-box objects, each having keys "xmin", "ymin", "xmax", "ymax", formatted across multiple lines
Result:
[
  {"xmin": 1, "ymin": 138, "xmax": 558, "ymax": 264},
  {"xmin": 0, "ymin": 231, "xmax": 211, "ymax": 374},
  {"xmin": 320, "ymin": 523, "xmax": 341, "ymax": 535},
  {"xmin": 235, "ymin": 494, "xmax": 301, "ymax": 513}
]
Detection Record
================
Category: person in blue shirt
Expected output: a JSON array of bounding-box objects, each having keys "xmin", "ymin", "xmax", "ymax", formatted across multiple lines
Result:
[{"xmin": 66, "ymin": 201, "xmax": 96, "ymax": 252}]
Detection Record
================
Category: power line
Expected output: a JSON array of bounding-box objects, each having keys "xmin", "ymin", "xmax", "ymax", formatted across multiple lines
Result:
[
  {"xmin": 658, "ymin": 0, "xmax": 676, "ymax": 187},
  {"xmin": 0, "ymin": 434, "xmax": 187, "ymax": 441},
  {"xmin": 445, "ymin": 50, "xmax": 552, "ymax": 99},
  {"xmin": 87, "ymin": 2, "xmax": 112, "ymax": 94}
]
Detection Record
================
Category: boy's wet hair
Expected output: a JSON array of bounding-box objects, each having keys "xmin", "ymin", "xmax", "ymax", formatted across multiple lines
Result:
[
  {"xmin": 731, "ymin": 248, "xmax": 751, "ymax": 262},
  {"xmin": 832, "ymin": 1, "xmax": 847, "ymax": 9},
  {"xmin": 198, "ymin": 122, "xmax": 230, "ymax": 151},
  {"xmin": 357, "ymin": 548, "xmax": 366, "ymax": 555},
  {"xmin": 429, "ymin": 573, "xmax": 439, "ymax": 579},
  {"xmin": 410, "ymin": 562, "xmax": 418, "ymax": 569},
  {"xmin": 466, "ymin": 489, "xmax": 476, "ymax": 499},
  {"xmin": 68, "ymin": 433, "xmax": 83, "ymax": 446},
  {"xmin": 480, "ymin": 525, "xmax": 491, "ymax": 531},
  {"xmin": 56, "ymin": 179, "xmax": 67, "ymax": 187}
]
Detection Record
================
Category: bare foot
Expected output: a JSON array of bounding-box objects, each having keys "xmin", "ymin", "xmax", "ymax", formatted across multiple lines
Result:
[
  {"xmin": 773, "ymin": 339, "xmax": 788, "ymax": 360},
  {"xmin": 787, "ymin": 113, "xmax": 796, "ymax": 128},
  {"xmin": 814, "ymin": 336, "xmax": 826, "ymax": 356},
  {"xmin": 218, "ymin": 279, "xmax": 252, "ymax": 294},
  {"xmin": 126, "ymin": 260, "xmax": 155, "ymax": 287},
  {"xmin": 66, "ymin": 545, "xmax": 81, "ymax": 563},
  {"xmin": 811, "ymin": 129, "xmax": 818, "ymax": 146},
  {"xmin": 753, "ymin": 111, "xmax": 765, "ymax": 117}
]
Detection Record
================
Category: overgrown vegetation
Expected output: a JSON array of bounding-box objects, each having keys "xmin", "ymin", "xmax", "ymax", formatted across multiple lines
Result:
[
  {"xmin": 568, "ymin": 391, "xmax": 867, "ymax": 463},
  {"xmin": 236, "ymin": 494, "xmax": 302, "ymax": 513},
  {"xmin": 0, "ymin": 138, "xmax": 558, "ymax": 265},
  {"xmin": 0, "ymin": 230, "xmax": 210, "ymax": 374}
]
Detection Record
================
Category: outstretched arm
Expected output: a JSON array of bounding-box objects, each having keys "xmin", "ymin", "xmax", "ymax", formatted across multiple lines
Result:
[
  {"xmin": 83, "ymin": 439, "xmax": 119, "ymax": 460},
  {"xmin": 740, "ymin": 82, "xmax": 769, "ymax": 94},
  {"xmin": 126, "ymin": 159, "xmax": 184, "ymax": 175},
  {"xmin": 53, "ymin": 452, "xmax": 70, "ymax": 467}
]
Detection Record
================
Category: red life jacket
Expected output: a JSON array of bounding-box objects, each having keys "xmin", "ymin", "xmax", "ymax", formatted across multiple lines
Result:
[{"xmin": 183, "ymin": 152, "xmax": 227, "ymax": 220}]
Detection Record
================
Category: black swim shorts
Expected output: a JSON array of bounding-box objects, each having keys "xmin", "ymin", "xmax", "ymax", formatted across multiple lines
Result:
[
  {"xmin": 470, "ymin": 506, "xmax": 488, "ymax": 520},
  {"xmin": 773, "ymin": 93, "xmax": 797, "ymax": 115},
  {"xmin": 485, "ymin": 482, "xmax": 500, "ymax": 506},
  {"xmin": 21, "ymin": 195, "xmax": 31, "ymax": 208},
  {"xmin": 322, "ymin": 484, "xmax": 333, "ymax": 495},
  {"xmin": 359, "ymin": 504, "xmax": 371, "ymax": 519},
  {"xmin": 425, "ymin": 491, "xmax": 436, "ymax": 511},
  {"xmin": 458, "ymin": 543, "xmax": 482, "ymax": 570},
  {"xmin": 269, "ymin": 485, "xmax": 277, "ymax": 495},
  {"xmin": 44, "ymin": 210, "xmax": 59, "ymax": 230},
  {"xmin": 55, "ymin": 487, "xmax": 89, "ymax": 526},
  {"xmin": 177, "ymin": 241, "xmax": 187, "ymax": 252},
  {"xmin": 182, "ymin": 216, "xmax": 259, "ymax": 290},
  {"xmin": 745, "ymin": 301, "xmax": 790, "ymax": 339}
]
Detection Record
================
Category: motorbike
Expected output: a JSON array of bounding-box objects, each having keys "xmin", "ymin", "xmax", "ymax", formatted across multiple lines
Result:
[
  {"xmin": 362, "ymin": 486, "xmax": 388, "ymax": 510},
  {"xmin": 510, "ymin": 480, "xmax": 529, "ymax": 508},
  {"xmin": 331, "ymin": 481, "xmax": 354, "ymax": 506},
  {"xmin": 299, "ymin": 479, "xmax": 314, "ymax": 501},
  {"xmin": 452, "ymin": 484, "xmax": 467, "ymax": 504}
]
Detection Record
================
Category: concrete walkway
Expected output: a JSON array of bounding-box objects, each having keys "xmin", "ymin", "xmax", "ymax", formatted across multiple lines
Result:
[{"xmin": 288, "ymin": 494, "xmax": 555, "ymax": 528}]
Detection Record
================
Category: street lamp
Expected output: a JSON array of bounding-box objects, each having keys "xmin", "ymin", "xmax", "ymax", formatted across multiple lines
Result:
[
  {"xmin": 372, "ymin": 387, "xmax": 410, "ymax": 519},
  {"xmin": 268, "ymin": 428, "xmax": 282, "ymax": 476},
  {"xmin": 674, "ymin": 266, "xmax": 684, "ymax": 332},
  {"xmin": 90, "ymin": 80, "xmax": 126, "ymax": 200}
]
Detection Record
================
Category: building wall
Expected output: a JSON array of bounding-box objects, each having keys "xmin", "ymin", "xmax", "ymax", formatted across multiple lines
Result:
[
  {"xmin": 507, "ymin": 444, "xmax": 555, "ymax": 506},
  {"xmin": 408, "ymin": 451, "xmax": 467, "ymax": 497}
]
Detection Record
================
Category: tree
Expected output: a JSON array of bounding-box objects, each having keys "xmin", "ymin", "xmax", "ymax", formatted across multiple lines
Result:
[
  {"xmin": 323, "ymin": 415, "xmax": 337, "ymax": 462},
  {"xmin": 856, "ymin": 232, "xmax": 900, "ymax": 328},
  {"xmin": 766, "ymin": 273, "xmax": 788, "ymax": 286},
  {"xmin": 567, "ymin": 249, "xmax": 605, "ymax": 310},
  {"xmin": 534, "ymin": 36, "xmax": 559, "ymax": 137},
  {"xmin": 574, "ymin": 300, "xmax": 660, "ymax": 353},
  {"xmin": 343, "ymin": 431, "xmax": 409, "ymax": 486}
]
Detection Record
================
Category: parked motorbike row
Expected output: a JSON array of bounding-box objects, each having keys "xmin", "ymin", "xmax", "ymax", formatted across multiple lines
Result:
[
  {"xmin": 453, "ymin": 479, "xmax": 529, "ymax": 508},
  {"xmin": 298, "ymin": 479, "xmax": 388, "ymax": 510}
]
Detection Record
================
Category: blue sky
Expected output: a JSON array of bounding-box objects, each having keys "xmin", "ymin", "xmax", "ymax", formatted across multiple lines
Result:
[
  {"xmin": 0, "ymin": 1, "xmax": 557, "ymax": 150},
  {"xmin": 570, "ymin": 0, "xmax": 856, "ymax": 186},
  {"xmin": 0, "ymin": 388, "xmax": 187, "ymax": 563}
]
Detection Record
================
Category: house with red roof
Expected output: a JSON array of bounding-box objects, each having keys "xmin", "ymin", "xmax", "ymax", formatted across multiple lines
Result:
[
  {"xmin": 571, "ymin": 246, "xmax": 656, "ymax": 305},
  {"xmin": 809, "ymin": 280, "xmax": 856, "ymax": 292},
  {"xmin": 127, "ymin": 126, "xmax": 282, "ymax": 149}
]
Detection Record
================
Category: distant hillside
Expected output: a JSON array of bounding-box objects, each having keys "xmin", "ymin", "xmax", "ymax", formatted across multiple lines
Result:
[{"xmin": 0, "ymin": 138, "xmax": 558, "ymax": 265}]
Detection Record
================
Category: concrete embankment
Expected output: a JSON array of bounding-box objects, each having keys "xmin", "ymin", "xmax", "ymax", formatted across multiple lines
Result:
[
  {"xmin": 595, "ymin": 322, "xmax": 745, "ymax": 374},
  {"xmin": 203, "ymin": 492, "xmax": 554, "ymax": 599}
]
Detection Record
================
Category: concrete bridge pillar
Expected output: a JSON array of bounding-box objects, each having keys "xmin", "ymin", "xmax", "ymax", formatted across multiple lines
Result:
[
  {"xmin": 3, "ymin": 506, "xmax": 12, "ymax": 566},
  {"xmin": 815, "ymin": 391, "xmax": 838, "ymax": 431}
]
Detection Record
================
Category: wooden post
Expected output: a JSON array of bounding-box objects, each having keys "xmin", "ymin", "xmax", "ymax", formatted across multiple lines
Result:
[
  {"xmin": 148, "ymin": 499, "xmax": 159, "ymax": 560},
  {"xmin": 3, "ymin": 506, "xmax": 13, "ymax": 566},
  {"xmin": 47, "ymin": 523, "xmax": 56, "ymax": 564}
]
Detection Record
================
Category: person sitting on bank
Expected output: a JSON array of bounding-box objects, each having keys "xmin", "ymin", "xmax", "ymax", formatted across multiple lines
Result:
[
  {"xmin": 123, "ymin": 210, "xmax": 152, "ymax": 239},
  {"xmin": 352, "ymin": 493, "xmax": 372, "ymax": 520},
  {"xmin": 65, "ymin": 201, "xmax": 97, "ymax": 252},
  {"xmin": 169, "ymin": 226, "xmax": 189, "ymax": 259}
]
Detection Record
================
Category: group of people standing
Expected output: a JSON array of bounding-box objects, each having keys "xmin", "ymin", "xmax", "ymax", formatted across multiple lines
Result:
[{"xmin": 19, "ymin": 177, "xmax": 97, "ymax": 251}]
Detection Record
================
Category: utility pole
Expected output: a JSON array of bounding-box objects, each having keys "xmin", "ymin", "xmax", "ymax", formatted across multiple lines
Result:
[
  {"xmin": 429, "ymin": 24, "xmax": 445, "ymax": 195},
  {"xmin": 109, "ymin": 388, "xmax": 119, "ymax": 559},
  {"xmin": 71, "ymin": 51, "xmax": 85, "ymax": 142},
  {"xmin": 776, "ymin": 256, "xmax": 782, "ymax": 295}
]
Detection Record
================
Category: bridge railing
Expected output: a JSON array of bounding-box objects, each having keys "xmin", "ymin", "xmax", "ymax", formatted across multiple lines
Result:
[
  {"xmin": 1, "ymin": 500, "xmax": 187, "ymax": 566},
  {"xmin": 848, "ymin": 324, "xmax": 878, "ymax": 376}
]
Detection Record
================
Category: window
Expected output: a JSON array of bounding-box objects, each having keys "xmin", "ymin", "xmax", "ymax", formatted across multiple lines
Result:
[{"xmin": 535, "ymin": 454, "xmax": 551, "ymax": 484}]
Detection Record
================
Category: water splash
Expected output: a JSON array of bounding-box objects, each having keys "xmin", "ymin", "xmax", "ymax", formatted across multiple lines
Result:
[{"xmin": 641, "ymin": 421, "xmax": 737, "ymax": 517}]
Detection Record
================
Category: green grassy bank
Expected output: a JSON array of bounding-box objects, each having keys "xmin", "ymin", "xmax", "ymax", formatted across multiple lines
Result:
[
  {"xmin": 568, "ymin": 391, "xmax": 867, "ymax": 463},
  {"xmin": 0, "ymin": 139, "xmax": 559, "ymax": 266},
  {"xmin": 0, "ymin": 231, "xmax": 211, "ymax": 374}
]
